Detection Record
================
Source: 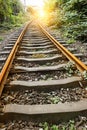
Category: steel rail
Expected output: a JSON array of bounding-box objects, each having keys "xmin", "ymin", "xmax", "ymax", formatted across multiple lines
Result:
[
  {"xmin": 38, "ymin": 23, "xmax": 87, "ymax": 73},
  {"xmin": 0, "ymin": 21, "xmax": 32, "ymax": 96}
]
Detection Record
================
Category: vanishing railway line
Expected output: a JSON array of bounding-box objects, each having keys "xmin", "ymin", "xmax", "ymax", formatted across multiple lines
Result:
[{"xmin": 0, "ymin": 21, "xmax": 87, "ymax": 129}]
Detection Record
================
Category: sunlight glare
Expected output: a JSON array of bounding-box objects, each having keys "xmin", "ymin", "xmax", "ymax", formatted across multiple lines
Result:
[
  {"xmin": 39, "ymin": 10, "xmax": 45, "ymax": 18},
  {"xmin": 21, "ymin": 0, "xmax": 44, "ymax": 8}
]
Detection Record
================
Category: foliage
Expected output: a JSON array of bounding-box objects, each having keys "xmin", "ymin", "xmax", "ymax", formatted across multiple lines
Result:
[
  {"xmin": 44, "ymin": 0, "xmax": 87, "ymax": 42},
  {"xmin": 69, "ymin": 120, "xmax": 76, "ymax": 130},
  {"xmin": 61, "ymin": 0, "xmax": 87, "ymax": 42},
  {"xmin": 43, "ymin": 0, "xmax": 63, "ymax": 26},
  {"xmin": 50, "ymin": 96, "xmax": 60, "ymax": 104},
  {"xmin": 0, "ymin": 0, "xmax": 12, "ymax": 22},
  {"xmin": 0, "ymin": 0, "xmax": 27, "ymax": 27},
  {"xmin": 27, "ymin": 6, "xmax": 36, "ymax": 15},
  {"xmin": 44, "ymin": 0, "xmax": 58, "ymax": 13},
  {"xmin": 64, "ymin": 61, "xmax": 75, "ymax": 76},
  {"xmin": 0, "ymin": 37, "xmax": 3, "ymax": 41},
  {"xmin": 39, "ymin": 120, "xmax": 77, "ymax": 130},
  {"xmin": 51, "ymin": 125, "xmax": 58, "ymax": 130},
  {"xmin": 11, "ymin": 0, "xmax": 23, "ymax": 15},
  {"xmin": 82, "ymin": 71, "xmax": 87, "ymax": 80},
  {"xmin": 43, "ymin": 122, "xmax": 49, "ymax": 130}
]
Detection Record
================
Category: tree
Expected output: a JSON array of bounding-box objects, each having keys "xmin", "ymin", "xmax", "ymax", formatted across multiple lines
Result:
[
  {"xmin": 11, "ymin": 0, "xmax": 23, "ymax": 15},
  {"xmin": 44, "ymin": 0, "xmax": 87, "ymax": 42},
  {"xmin": 0, "ymin": 0, "xmax": 23, "ymax": 23},
  {"xmin": 0, "ymin": 0, "xmax": 12, "ymax": 22}
]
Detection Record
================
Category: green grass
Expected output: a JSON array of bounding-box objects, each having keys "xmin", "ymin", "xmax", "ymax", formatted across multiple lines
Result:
[
  {"xmin": 39, "ymin": 120, "xmax": 79, "ymax": 130},
  {"xmin": 0, "ymin": 37, "xmax": 3, "ymax": 41}
]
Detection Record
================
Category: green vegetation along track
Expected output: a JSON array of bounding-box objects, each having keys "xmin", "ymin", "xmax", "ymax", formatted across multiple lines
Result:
[{"xmin": 0, "ymin": 21, "xmax": 87, "ymax": 129}]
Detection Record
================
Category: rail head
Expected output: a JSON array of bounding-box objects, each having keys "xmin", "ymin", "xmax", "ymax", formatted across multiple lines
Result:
[
  {"xmin": 0, "ymin": 20, "xmax": 87, "ymax": 97},
  {"xmin": 38, "ymin": 22, "xmax": 87, "ymax": 73},
  {"xmin": 0, "ymin": 21, "xmax": 32, "ymax": 96}
]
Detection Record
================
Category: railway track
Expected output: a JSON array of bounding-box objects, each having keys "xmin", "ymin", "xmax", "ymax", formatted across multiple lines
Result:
[{"xmin": 0, "ymin": 21, "xmax": 87, "ymax": 129}]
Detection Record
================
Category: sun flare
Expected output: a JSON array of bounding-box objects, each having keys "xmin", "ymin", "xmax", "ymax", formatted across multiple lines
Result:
[
  {"xmin": 21, "ymin": 0, "xmax": 44, "ymax": 8},
  {"xmin": 39, "ymin": 10, "xmax": 45, "ymax": 18}
]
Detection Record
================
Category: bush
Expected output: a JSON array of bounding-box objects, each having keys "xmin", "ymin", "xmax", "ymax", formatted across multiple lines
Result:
[{"xmin": 44, "ymin": 0, "xmax": 87, "ymax": 43}]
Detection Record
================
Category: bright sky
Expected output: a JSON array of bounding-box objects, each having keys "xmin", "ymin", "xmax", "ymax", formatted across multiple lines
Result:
[{"xmin": 20, "ymin": 0, "xmax": 44, "ymax": 7}]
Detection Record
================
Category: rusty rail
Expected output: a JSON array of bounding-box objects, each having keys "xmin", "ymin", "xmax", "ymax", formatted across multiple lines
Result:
[
  {"xmin": 38, "ymin": 23, "xmax": 87, "ymax": 73},
  {"xmin": 0, "ymin": 21, "xmax": 32, "ymax": 96},
  {"xmin": 0, "ymin": 20, "xmax": 87, "ymax": 96}
]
